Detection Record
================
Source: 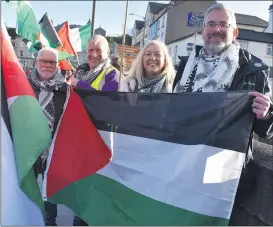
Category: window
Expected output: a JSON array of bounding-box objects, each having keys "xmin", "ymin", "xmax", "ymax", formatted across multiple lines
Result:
[
  {"xmin": 20, "ymin": 50, "xmax": 23, "ymax": 57},
  {"xmin": 173, "ymin": 45, "xmax": 178, "ymax": 63},
  {"xmin": 266, "ymin": 44, "xmax": 273, "ymax": 56},
  {"xmin": 266, "ymin": 66, "xmax": 273, "ymax": 79},
  {"xmin": 162, "ymin": 16, "xmax": 165, "ymax": 28},
  {"xmin": 161, "ymin": 32, "xmax": 164, "ymax": 40},
  {"xmin": 238, "ymin": 40, "xmax": 248, "ymax": 50},
  {"xmin": 169, "ymin": 47, "xmax": 172, "ymax": 56},
  {"xmin": 157, "ymin": 20, "xmax": 160, "ymax": 30}
]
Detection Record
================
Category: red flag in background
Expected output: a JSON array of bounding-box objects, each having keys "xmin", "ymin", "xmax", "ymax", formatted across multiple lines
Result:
[
  {"xmin": 58, "ymin": 59, "xmax": 73, "ymax": 71},
  {"xmin": 57, "ymin": 21, "xmax": 77, "ymax": 57}
]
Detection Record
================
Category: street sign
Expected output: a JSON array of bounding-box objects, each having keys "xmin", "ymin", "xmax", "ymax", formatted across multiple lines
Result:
[{"xmin": 116, "ymin": 44, "xmax": 140, "ymax": 70}]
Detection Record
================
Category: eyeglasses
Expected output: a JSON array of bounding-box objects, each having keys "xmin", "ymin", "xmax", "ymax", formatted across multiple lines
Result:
[
  {"xmin": 38, "ymin": 59, "xmax": 57, "ymax": 66},
  {"xmin": 205, "ymin": 22, "xmax": 232, "ymax": 30}
]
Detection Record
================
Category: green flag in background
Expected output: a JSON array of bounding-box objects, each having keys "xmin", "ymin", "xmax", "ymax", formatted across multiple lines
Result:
[{"xmin": 9, "ymin": 1, "xmax": 40, "ymax": 43}]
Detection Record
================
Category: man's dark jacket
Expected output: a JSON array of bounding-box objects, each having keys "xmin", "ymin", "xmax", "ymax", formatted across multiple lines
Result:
[
  {"xmin": 174, "ymin": 46, "xmax": 273, "ymax": 225},
  {"xmin": 174, "ymin": 45, "xmax": 273, "ymax": 140}
]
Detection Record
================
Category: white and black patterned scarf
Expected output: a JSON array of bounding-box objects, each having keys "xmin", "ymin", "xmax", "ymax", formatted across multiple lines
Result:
[
  {"xmin": 75, "ymin": 58, "xmax": 110, "ymax": 83},
  {"xmin": 127, "ymin": 76, "xmax": 166, "ymax": 93},
  {"xmin": 174, "ymin": 43, "xmax": 240, "ymax": 93},
  {"xmin": 30, "ymin": 69, "xmax": 65, "ymax": 132}
]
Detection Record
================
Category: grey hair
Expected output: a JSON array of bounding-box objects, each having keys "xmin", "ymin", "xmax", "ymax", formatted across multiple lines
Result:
[
  {"xmin": 87, "ymin": 35, "xmax": 110, "ymax": 60},
  {"xmin": 87, "ymin": 35, "xmax": 109, "ymax": 51},
  {"xmin": 203, "ymin": 3, "xmax": 237, "ymax": 28},
  {"xmin": 37, "ymin": 47, "xmax": 58, "ymax": 61}
]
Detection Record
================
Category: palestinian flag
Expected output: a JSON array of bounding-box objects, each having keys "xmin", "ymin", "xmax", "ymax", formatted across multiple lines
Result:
[
  {"xmin": 70, "ymin": 23, "xmax": 92, "ymax": 52},
  {"xmin": 1, "ymin": 22, "xmax": 51, "ymax": 223},
  {"xmin": 57, "ymin": 21, "xmax": 77, "ymax": 60},
  {"xmin": 43, "ymin": 90, "xmax": 254, "ymax": 225},
  {"xmin": 38, "ymin": 13, "xmax": 61, "ymax": 49}
]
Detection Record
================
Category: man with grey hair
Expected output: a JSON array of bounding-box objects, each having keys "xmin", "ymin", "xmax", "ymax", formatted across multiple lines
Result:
[
  {"xmin": 174, "ymin": 2, "xmax": 273, "ymax": 225},
  {"xmin": 29, "ymin": 47, "xmax": 69, "ymax": 226},
  {"xmin": 71, "ymin": 35, "xmax": 120, "ymax": 91}
]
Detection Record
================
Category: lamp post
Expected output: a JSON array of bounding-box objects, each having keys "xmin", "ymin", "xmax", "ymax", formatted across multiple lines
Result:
[
  {"xmin": 91, "ymin": 0, "xmax": 96, "ymax": 36},
  {"xmin": 129, "ymin": 13, "xmax": 146, "ymax": 48}
]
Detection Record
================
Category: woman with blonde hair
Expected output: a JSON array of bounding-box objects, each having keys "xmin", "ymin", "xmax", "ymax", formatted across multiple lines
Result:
[{"xmin": 120, "ymin": 40, "xmax": 176, "ymax": 93}]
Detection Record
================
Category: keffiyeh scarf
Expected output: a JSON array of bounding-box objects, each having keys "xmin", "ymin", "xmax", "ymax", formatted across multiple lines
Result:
[
  {"xmin": 127, "ymin": 75, "xmax": 166, "ymax": 93},
  {"xmin": 174, "ymin": 43, "xmax": 240, "ymax": 92},
  {"xmin": 75, "ymin": 58, "xmax": 111, "ymax": 83},
  {"xmin": 30, "ymin": 69, "xmax": 65, "ymax": 133}
]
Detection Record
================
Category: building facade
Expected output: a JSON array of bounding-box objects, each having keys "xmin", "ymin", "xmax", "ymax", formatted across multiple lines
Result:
[
  {"xmin": 132, "ymin": 20, "xmax": 145, "ymax": 48},
  {"xmin": 7, "ymin": 27, "xmax": 35, "ymax": 70}
]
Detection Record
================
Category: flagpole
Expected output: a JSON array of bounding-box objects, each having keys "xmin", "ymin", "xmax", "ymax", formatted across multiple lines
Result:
[
  {"xmin": 91, "ymin": 0, "xmax": 96, "ymax": 36},
  {"xmin": 118, "ymin": 0, "xmax": 129, "ymax": 90}
]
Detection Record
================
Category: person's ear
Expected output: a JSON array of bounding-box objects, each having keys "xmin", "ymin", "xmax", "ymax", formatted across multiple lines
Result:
[{"xmin": 233, "ymin": 27, "xmax": 239, "ymax": 40}]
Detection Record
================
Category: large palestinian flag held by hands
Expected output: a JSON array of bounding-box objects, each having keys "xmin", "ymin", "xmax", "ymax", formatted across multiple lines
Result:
[
  {"xmin": 43, "ymin": 91, "xmax": 254, "ymax": 225},
  {"xmin": 1, "ymin": 22, "xmax": 51, "ymax": 225}
]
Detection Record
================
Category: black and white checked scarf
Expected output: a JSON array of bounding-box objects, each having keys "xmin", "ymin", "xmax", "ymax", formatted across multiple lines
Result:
[
  {"xmin": 127, "ymin": 76, "xmax": 166, "ymax": 93},
  {"xmin": 75, "ymin": 58, "xmax": 110, "ymax": 83},
  {"xmin": 30, "ymin": 69, "xmax": 65, "ymax": 133},
  {"xmin": 174, "ymin": 43, "xmax": 240, "ymax": 92}
]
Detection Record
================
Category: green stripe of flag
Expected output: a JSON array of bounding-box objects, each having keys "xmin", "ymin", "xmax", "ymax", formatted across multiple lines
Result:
[
  {"xmin": 48, "ymin": 174, "xmax": 228, "ymax": 226},
  {"xmin": 9, "ymin": 96, "xmax": 51, "ymax": 211}
]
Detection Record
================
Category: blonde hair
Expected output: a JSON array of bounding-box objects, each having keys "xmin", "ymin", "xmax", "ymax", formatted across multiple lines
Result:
[{"xmin": 128, "ymin": 40, "xmax": 176, "ymax": 92}]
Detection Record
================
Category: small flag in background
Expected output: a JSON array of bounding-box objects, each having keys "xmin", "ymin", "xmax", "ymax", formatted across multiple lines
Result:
[
  {"xmin": 43, "ymin": 90, "xmax": 254, "ymax": 225},
  {"xmin": 57, "ymin": 21, "xmax": 77, "ymax": 60},
  {"xmin": 9, "ymin": 1, "xmax": 40, "ymax": 43},
  {"xmin": 39, "ymin": 13, "xmax": 61, "ymax": 49},
  {"xmin": 58, "ymin": 59, "xmax": 73, "ymax": 71},
  {"xmin": 1, "ymin": 21, "xmax": 51, "ymax": 225},
  {"xmin": 70, "ymin": 23, "xmax": 92, "ymax": 52}
]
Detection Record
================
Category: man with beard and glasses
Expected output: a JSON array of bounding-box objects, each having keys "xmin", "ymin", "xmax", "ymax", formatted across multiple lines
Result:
[
  {"xmin": 29, "ymin": 47, "xmax": 69, "ymax": 226},
  {"xmin": 173, "ymin": 3, "xmax": 273, "ymax": 225}
]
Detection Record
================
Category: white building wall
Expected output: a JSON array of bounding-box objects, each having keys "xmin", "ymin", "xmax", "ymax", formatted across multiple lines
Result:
[
  {"xmin": 245, "ymin": 41, "xmax": 273, "ymax": 67},
  {"xmin": 156, "ymin": 13, "xmax": 168, "ymax": 43},
  {"xmin": 135, "ymin": 29, "xmax": 144, "ymax": 48},
  {"xmin": 167, "ymin": 33, "xmax": 203, "ymax": 64},
  {"xmin": 236, "ymin": 24, "xmax": 265, "ymax": 32}
]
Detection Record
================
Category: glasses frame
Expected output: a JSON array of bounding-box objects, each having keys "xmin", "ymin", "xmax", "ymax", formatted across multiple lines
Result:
[
  {"xmin": 37, "ymin": 59, "xmax": 57, "ymax": 67},
  {"xmin": 205, "ymin": 22, "xmax": 233, "ymax": 30}
]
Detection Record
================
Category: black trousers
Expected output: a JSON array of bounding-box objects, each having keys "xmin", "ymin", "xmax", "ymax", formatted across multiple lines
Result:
[
  {"xmin": 73, "ymin": 216, "xmax": 88, "ymax": 226},
  {"xmin": 34, "ymin": 159, "xmax": 57, "ymax": 225}
]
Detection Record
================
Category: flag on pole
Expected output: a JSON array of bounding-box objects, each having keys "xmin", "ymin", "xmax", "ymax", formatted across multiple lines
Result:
[
  {"xmin": 1, "ymin": 22, "xmax": 51, "ymax": 225},
  {"xmin": 42, "ymin": 90, "xmax": 254, "ymax": 225},
  {"xmin": 9, "ymin": 1, "xmax": 40, "ymax": 43},
  {"xmin": 38, "ymin": 13, "xmax": 61, "ymax": 49},
  {"xmin": 70, "ymin": 23, "xmax": 92, "ymax": 52},
  {"xmin": 57, "ymin": 21, "xmax": 77, "ymax": 60}
]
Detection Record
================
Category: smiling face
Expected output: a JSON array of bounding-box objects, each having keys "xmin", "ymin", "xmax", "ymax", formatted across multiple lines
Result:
[
  {"xmin": 36, "ymin": 51, "xmax": 58, "ymax": 81},
  {"xmin": 202, "ymin": 9, "xmax": 238, "ymax": 55},
  {"xmin": 86, "ymin": 39, "xmax": 109, "ymax": 70},
  {"xmin": 142, "ymin": 43, "xmax": 165, "ymax": 78}
]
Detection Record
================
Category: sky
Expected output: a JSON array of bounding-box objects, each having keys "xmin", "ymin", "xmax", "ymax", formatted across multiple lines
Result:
[{"xmin": 2, "ymin": 1, "xmax": 272, "ymax": 36}]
